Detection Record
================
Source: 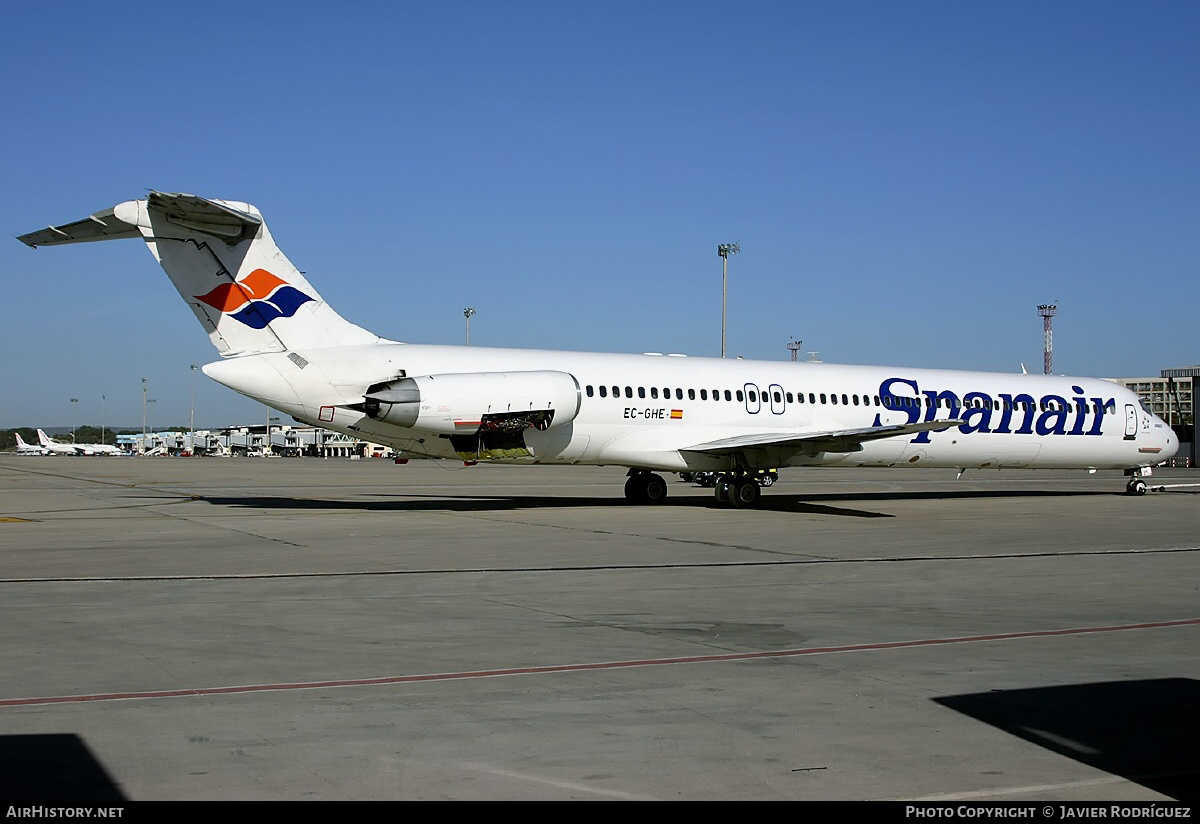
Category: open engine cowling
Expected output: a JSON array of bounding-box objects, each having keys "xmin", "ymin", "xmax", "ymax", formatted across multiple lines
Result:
[{"xmin": 362, "ymin": 370, "xmax": 581, "ymax": 435}]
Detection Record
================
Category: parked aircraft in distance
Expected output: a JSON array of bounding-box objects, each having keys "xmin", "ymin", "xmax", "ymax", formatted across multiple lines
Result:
[
  {"xmin": 13, "ymin": 432, "xmax": 45, "ymax": 455},
  {"xmin": 34, "ymin": 429, "xmax": 77, "ymax": 456},
  {"xmin": 36, "ymin": 428, "xmax": 122, "ymax": 456},
  {"xmin": 18, "ymin": 192, "xmax": 1176, "ymax": 506}
]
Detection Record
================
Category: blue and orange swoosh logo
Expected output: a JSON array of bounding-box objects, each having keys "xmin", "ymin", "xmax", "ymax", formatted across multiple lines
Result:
[{"xmin": 194, "ymin": 269, "xmax": 313, "ymax": 329}]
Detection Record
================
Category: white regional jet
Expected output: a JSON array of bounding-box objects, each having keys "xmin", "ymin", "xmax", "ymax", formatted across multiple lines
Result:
[
  {"xmin": 36, "ymin": 429, "xmax": 122, "ymax": 456},
  {"xmin": 18, "ymin": 192, "xmax": 1176, "ymax": 506}
]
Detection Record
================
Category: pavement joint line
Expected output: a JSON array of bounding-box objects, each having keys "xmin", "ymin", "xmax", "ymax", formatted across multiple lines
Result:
[
  {"xmin": 1, "ymin": 545, "xmax": 1196, "ymax": 583},
  {"xmin": 2, "ymin": 617, "xmax": 1197, "ymax": 708}
]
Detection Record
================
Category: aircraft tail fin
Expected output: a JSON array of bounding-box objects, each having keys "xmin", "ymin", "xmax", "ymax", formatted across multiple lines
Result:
[
  {"xmin": 15, "ymin": 432, "xmax": 28, "ymax": 448},
  {"xmin": 18, "ymin": 192, "xmax": 380, "ymax": 357},
  {"xmin": 35, "ymin": 429, "xmax": 52, "ymax": 447}
]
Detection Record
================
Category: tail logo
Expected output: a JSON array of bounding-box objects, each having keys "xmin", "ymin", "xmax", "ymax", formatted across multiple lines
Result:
[{"xmin": 194, "ymin": 269, "xmax": 313, "ymax": 329}]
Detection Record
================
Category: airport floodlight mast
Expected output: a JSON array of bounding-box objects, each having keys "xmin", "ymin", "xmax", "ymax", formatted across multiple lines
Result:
[
  {"xmin": 1038, "ymin": 303, "xmax": 1058, "ymax": 375},
  {"xmin": 70, "ymin": 397, "xmax": 78, "ymax": 441},
  {"xmin": 717, "ymin": 242, "xmax": 740, "ymax": 358},
  {"xmin": 190, "ymin": 364, "xmax": 198, "ymax": 446},
  {"xmin": 787, "ymin": 339, "xmax": 803, "ymax": 362},
  {"xmin": 464, "ymin": 307, "xmax": 476, "ymax": 346}
]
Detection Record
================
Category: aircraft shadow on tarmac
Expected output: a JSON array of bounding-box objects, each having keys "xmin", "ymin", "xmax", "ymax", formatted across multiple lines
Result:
[
  {"xmin": 935, "ymin": 678, "xmax": 1199, "ymax": 803},
  {"xmin": 196, "ymin": 487, "xmax": 1114, "ymax": 519},
  {"xmin": 0, "ymin": 733, "xmax": 126, "ymax": 802}
]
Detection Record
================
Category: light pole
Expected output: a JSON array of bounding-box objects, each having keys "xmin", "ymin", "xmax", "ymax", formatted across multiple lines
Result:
[
  {"xmin": 189, "ymin": 364, "xmax": 198, "ymax": 454},
  {"xmin": 717, "ymin": 243, "xmax": 740, "ymax": 358},
  {"xmin": 145, "ymin": 398, "xmax": 156, "ymax": 451},
  {"xmin": 464, "ymin": 307, "xmax": 476, "ymax": 345},
  {"xmin": 265, "ymin": 410, "xmax": 280, "ymax": 456},
  {"xmin": 70, "ymin": 398, "xmax": 78, "ymax": 442},
  {"xmin": 141, "ymin": 377, "xmax": 149, "ymax": 448}
]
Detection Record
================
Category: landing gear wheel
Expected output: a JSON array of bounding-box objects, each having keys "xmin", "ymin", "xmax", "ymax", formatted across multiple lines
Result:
[
  {"xmin": 642, "ymin": 473, "xmax": 668, "ymax": 504},
  {"xmin": 730, "ymin": 477, "xmax": 761, "ymax": 508},
  {"xmin": 624, "ymin": 474, "xmax": 645, "ymax": 502},
  {"xmin": 1126, "ymin": 478, "xmax": 1148, "ymax": 496},
  {"xmin": 714, "ymin": 476, "xmax": 732, "ymax": 506},
  {"xmin": 625, "ymin": 472, "xmax": 668, "ymax": 504}
]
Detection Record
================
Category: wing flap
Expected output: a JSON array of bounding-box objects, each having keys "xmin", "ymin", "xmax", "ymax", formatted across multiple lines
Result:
[{"xmin": 683, "ymin": 420, "xmax": 965, "ymax": 455}]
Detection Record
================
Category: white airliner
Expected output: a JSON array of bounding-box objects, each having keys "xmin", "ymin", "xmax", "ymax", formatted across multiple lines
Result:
[
  {"xmin": 35, "ymin": 428, "xmax": 122, "ymax": 457},
  {"xmin": 34, "ymin": 429, "xmax": 78, "ymax": 456},
  {"xmin": 18, "ymin": 192, "xmax": 1176, "ymax": 505},
  {"xmin": 13, "ymin": 432, "xmax": 45, "ymax": 455}
]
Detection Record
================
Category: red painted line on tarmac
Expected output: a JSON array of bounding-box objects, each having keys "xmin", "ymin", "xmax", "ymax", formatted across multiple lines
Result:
[{"xmin": 3, "ymin": 617, "xmax": 1198, "ymax": 708}]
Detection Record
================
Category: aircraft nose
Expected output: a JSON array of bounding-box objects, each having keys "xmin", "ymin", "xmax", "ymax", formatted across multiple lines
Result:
[{"xmin": 1159, "ymin": 417, "xmax": 1180, "ymax": 461}]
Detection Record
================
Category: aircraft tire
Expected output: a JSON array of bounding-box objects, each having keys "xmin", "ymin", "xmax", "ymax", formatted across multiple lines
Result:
[
  {"xmin": 730, "ymin": 478, "xmax": 761, "ymax": 508},
  {"xmin": 625, "ymin": 473, "xmax": 668, "ymax": 504},
  {"xmin": 624, "ymin": 474, "xmax": 647, "ymax": 502},
  {"xmin": 643, "ymin": 474, "xmax": 668, "ymax": 504},
  {"xmin": 1126, "ymin": 478, "xmax": 1148, "ymax": 496},
  {"xmin": 714, "ymin": 477, "xmax": 732, "ymax": 506}
]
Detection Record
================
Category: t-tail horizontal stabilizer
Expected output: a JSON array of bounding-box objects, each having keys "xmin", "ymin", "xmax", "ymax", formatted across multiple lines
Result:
[{"xmin": 18, "ymin": 192, "xmax": 379, "ymax": 357}]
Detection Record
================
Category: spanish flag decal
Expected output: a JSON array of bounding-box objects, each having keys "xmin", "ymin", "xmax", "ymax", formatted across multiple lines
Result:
[{"xmin": 670, "ymin": 409, "xmax": 683, "ymax": 420}]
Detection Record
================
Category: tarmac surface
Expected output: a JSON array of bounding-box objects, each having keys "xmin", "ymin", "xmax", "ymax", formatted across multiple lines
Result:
[{"xmin": 0, "ymin": 455, "xmax": 1197, "ymax": 801}]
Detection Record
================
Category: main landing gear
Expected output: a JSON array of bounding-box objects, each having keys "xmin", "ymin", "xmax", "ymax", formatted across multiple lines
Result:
[
  {"xmin": 713, "ymin": 473, "xmax": 762, "ymax": 509},
  {"xmin": 625, "ymin": 470, "xmax": 669, "ymax": 504},
  {"xmin": 625, "ymin": 469, "xmax": 768, "ymax": 508}
]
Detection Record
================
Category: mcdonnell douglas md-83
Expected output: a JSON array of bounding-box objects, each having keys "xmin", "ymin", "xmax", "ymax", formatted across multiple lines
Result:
[{"xmin": 17, "ymin": 192, "xmax": 1176, "ymax": 507}]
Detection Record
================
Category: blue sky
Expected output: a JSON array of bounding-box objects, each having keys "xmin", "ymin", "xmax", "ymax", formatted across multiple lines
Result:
[{"xmin": 2, "ymin": 1, "xmax": 1197, "ymax": 429}]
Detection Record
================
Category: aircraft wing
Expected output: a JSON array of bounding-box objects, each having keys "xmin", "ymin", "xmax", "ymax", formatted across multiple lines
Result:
[{"xmin": 682, "ymin": 420, "xmax": 965, "ymax": 456}]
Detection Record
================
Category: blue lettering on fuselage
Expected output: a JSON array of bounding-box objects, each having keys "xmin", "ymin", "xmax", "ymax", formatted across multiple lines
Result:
[{"xmin": 878, "ymin": 378, "xmax": 1112, "ymax": 443}]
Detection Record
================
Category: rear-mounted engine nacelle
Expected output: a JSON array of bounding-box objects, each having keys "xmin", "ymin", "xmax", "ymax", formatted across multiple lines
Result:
[{"xmin": 363, "ymin": 370, "xmax": 581, "ymax": 435}]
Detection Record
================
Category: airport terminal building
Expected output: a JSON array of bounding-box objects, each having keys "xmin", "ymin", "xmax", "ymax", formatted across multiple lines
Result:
[{"xmin": 120, "ymin": 425, "xmax": 394, "ymax": 459}]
